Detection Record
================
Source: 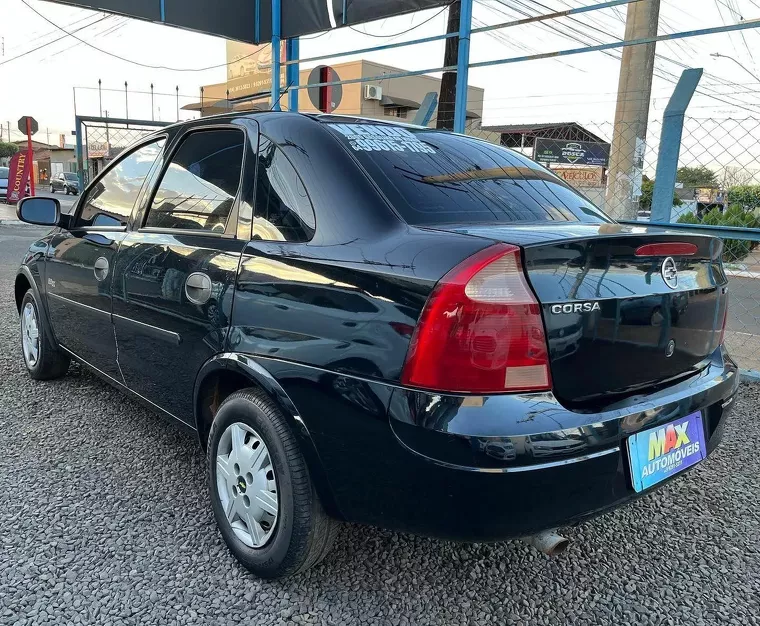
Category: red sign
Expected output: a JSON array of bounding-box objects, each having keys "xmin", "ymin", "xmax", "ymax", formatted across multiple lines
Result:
[{"xmin": 6, "ymin": 151, "xmax": 32, "ymax": 204}]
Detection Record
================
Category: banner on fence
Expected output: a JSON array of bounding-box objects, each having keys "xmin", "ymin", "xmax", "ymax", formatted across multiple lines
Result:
[
  {"xmin": 6, "ymin": 150, "xmax": 31, "ymax": 204},
  {"xmin": 534, "ymin": 139, "xmax": 610, "ymax": 167},
  {"xmin": 551, "ymin": 166, "xmax": 605, "ymax": 188}
]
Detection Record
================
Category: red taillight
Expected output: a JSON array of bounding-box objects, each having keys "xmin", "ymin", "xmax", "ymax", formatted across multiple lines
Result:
[
  {"xmin": 635, "ymin": 242, "xmax": 698, "ymax": 257},
  {"xmin": 400, "ymin": 244, "xmax": 551, "ymax": 394}
]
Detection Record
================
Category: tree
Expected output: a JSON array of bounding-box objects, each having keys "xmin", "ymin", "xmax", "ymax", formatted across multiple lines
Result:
[
  {"xmin": 638, "ymin": 178, "xmax": 682, "ymax": 211},
  {"xmin": 0, "ymin": 142, "xmax": 19, "ymax": 159},
  {"xmin": 722, "ymin": 166, "xmax": 754, "ymax": 189},
  {"xmin": 676, "ymin": 166, "xmax": 718, "ymax": 188}
]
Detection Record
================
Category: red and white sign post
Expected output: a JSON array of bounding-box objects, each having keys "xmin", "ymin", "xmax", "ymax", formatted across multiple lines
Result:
[{"xmin": 25, "ymin": 117, "xmax": 35, "ymax": 196}]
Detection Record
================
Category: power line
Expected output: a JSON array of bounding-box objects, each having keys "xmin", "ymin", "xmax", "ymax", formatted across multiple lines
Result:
[
  {"xmin": 0, "ymin": 14, "xmax": 111, "ymax": 66},
  {"xmin": 349, "ymin": 2, "xmax": 454, "ymax": 38},
  {"xmin": 17, "ymin": 0, "xmax": 272, "ymax": 72}
]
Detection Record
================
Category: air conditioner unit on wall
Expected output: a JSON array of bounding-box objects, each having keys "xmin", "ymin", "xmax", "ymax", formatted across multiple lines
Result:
[{"xmin": 364, "ymin": 85, "xmax": 382, "ymax": 101}]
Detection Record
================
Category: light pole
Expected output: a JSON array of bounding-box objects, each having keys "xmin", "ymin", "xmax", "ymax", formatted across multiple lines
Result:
[{"xmin": 710, "ymin": 52, "xmax": 760, "ymax": 83}]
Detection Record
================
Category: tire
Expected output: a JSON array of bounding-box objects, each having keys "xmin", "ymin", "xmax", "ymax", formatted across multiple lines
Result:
[
  {"xmin": 20, "ymin": 290, "xmax": 70, "ymax": 380},
  {"xmin": 49, "ymin": 185, "xmax": 55, "ymax": 193},
  {"xmin": 207, "ymin": 387, "xmax": 339, "ymax": 578}
]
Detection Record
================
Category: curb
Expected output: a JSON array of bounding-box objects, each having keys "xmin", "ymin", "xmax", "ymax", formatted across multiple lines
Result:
[
  {"xmin": 726, "ymin": 269, "xmax": 760, "ymax": 280},
  {"xmin": 0, "ymin": 219, "xmax": 35, "ymax": 226}
]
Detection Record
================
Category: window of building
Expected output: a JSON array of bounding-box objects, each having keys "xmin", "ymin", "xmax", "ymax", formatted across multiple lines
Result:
[
  {"xmin": 253, "ymin": 137, "xmax": 316, "ymax": 242},
  {"xmin": 77, "ymin": 139, "xmax": 165, "ymax": 228},
  {"xmin": 145, "ymin": 129, "xmax": 244, "ymax": 233},
  {"xmin": 384, "ymin": 107, "xmax": 408, "ymax": 119}
]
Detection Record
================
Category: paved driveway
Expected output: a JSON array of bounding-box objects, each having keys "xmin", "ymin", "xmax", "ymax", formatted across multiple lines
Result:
[{"xmin": 1, "ymin": 225, "xmax": 758, "ymax": 626}]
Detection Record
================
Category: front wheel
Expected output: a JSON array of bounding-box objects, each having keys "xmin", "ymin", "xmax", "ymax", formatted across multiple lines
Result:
[
  {"xmin": 20, "ymin": 290, "xmax": 70, "ymax": 380},
  {"xmin": 207, "ymin": 388, "xmax": 339, "ymax": 578}
]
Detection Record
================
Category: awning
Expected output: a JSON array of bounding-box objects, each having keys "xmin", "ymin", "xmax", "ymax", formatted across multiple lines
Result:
[
  {"xmin": 466, "ymin": 110, "xmax": 481, "ymax": 120},
  {"xmin": 380, "ymin": 95, "xmax": 421, "ymax": 109},
  {"xmin": 181, "ymin": 100, "xmax": 270, "ymax": 113}
]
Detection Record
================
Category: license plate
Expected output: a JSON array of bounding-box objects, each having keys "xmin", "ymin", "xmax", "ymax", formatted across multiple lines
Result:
[{"xmin": 627, "ymin": 411, "xmax": 707, "ymax": 493}]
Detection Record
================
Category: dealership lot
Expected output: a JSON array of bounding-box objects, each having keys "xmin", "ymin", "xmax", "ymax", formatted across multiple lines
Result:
[{"xmin": 0, "ymin": 225, "xmax": 758, "ymax": 626}]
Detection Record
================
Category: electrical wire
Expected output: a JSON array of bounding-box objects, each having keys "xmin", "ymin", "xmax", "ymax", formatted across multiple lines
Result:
[
  {"xmin": 0, "ymin": 14, "xmax": 112, "ymax": 66},
  {"xmin": 17, "ymin": 0, "xmax": 274, "ymax": 72},
  {"xmin": 349, "ymin": 2, "xmax": 454, "ymax": 38}
]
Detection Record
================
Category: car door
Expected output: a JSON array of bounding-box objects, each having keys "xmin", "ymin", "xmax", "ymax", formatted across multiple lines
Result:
[
  {"xmin": 44, "ymin": 137, "xmax": 166, "ymax": 381},
  {"xmin": 111, "ymin": 123, "xmax": 253, "ymax": 423},
  {"xmin": 52, "ymin": 174, "xmax": 61, "ymax": 192}
]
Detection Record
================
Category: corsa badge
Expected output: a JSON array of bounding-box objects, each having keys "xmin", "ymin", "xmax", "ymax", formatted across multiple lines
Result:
[{"xmin": 551, "ymin": 302, "xmax": 601, "ymax": 315}]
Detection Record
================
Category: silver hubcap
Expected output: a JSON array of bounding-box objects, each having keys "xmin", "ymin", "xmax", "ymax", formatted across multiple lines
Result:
[
  {"xmin": 215, "ymin": 422, "xmax": 279, "ymax": 548},
  {"xmin": 21, "ymin": 302, "xmax": 40, "ymax": 367}
]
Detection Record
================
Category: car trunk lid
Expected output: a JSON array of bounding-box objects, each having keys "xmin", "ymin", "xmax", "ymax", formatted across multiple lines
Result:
[{"xmin": 430, "ymin": 223, "xmax": 729, "ymax": 406}]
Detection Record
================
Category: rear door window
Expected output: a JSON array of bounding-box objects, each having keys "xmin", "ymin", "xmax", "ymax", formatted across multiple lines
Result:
[{"xmin": 325, "ymin": 122, "xmax": 612, "ymax": 226}]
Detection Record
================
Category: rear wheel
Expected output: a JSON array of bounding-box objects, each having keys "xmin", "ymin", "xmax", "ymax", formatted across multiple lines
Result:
[
  {"xmin": 20, "ymin": 290, "xmax": 70, "ymax": 380},
  {"xmin": 49, "ymin": 185, "xmax": 55, "ymax": 193},
  {"xmin": 207, "ymin": 388, "xmax": 339, "ymax": 578}
]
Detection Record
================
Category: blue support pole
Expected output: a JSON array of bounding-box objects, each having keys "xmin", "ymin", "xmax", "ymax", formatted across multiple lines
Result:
[
  {"xmin": 287, "ymin": 38, "xmax": 300, "ymax": 111},
  {"xmin": 651, "ymin": 68, "xmax": 703, "ymax": 223},
  {"xmin": 453, "ymin": 0, "xmax": 473, "ymax": 134},
  {"xmin": 159, "ymin": 0, "xmax": 165, "ymax": 21},
  {"xmin": 413, "ymin": 92, "xmax": 439, "ymax": 126},
  {"xmin": 75, "ymin": 116, "xmax": 84, "ymax": 192},
  {"xmin": 271, "ymin": 0, "xmax": 281, "ymax": 110}
]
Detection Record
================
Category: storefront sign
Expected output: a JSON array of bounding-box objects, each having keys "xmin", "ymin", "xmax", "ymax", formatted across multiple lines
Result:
[
  {"xmin": 88, "ymin": 141, "xmax": 110, "ymax": 158},
  {"xmin": 534, "ymin": 139, "xmax": 610, "ymax": 167},
  {"xmin": 552, "ymin": 166, "xmax": 605, "ymax": 188},
  {"xmin": 6, "ymin": 150, "xmax": 31, "ymax": 204}
]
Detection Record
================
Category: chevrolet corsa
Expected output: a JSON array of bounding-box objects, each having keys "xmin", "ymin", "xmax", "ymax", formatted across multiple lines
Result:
[{"xmin": 13, "ymin": 113, "xmax": 738, "ymax": 578}]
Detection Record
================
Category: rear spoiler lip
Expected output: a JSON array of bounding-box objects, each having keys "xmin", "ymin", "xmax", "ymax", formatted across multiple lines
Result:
[{"xmin": 618, "ymin": 219, "xmax": 758, "ymax": 242}]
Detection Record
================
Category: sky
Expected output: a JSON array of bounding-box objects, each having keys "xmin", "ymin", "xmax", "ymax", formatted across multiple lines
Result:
[{"xmin": 1, "ymin": 0, "xmax": 760, "ymax": 145}]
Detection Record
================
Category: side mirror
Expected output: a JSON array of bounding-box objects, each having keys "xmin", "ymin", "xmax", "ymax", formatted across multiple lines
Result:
[{"xmin": 16, "ymin": 197, "xmax": 61, "ymax": 227}]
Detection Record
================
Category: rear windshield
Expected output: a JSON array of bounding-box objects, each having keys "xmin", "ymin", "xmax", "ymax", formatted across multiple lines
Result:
[{"xmin": 325, "ymin": 122, "xmax": 612, "ymax": 226}]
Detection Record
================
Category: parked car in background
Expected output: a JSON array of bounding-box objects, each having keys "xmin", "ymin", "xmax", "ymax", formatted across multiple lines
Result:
[
  {"xmin": 12, "ymin": 112, "xmax": 739, "ymax": 579},
  {"xmin": 50, "ymin": 172, "xmax": 80, "ymax": 195},
  {"xmin": 0, "ymin": 166, "xmax": 8, "ymax": 200}
]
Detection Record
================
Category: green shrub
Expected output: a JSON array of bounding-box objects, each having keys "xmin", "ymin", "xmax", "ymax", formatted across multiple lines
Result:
[
  {"xmin": 727, "ymin": 185, "xmax": 760, "ymax": 210},
  {"xmin": 677, "ymin": 207, "xmax": 757, "ymax": 263},
  {"xmin": 676, "ymin": 212, "xmax": 700, "ymax": 225}
]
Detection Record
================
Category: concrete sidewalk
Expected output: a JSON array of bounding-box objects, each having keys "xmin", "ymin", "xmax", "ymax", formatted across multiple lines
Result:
[{"xmin": 0, "ymin": 203, "xmax": 23, "ymax": 225}]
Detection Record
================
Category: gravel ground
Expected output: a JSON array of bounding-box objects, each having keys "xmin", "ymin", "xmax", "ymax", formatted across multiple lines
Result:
[{"xmin": 1, "ymin": 226, "xmax": 759, "ymax": 626}]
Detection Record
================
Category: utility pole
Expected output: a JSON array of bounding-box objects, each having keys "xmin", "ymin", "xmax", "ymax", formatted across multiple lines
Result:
[
  {"xmin": 436, "ymin": 1, "xmax": 461, "ymax": 130},
  {"xmin": 605, "ymin": 0, "xmax": 661, "ymax": 220}
]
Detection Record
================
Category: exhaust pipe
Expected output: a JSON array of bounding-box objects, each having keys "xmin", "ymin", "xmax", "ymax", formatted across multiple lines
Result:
[{"xmin": 523, "ymin": 530, "xmax": 570, "ymax": 556}]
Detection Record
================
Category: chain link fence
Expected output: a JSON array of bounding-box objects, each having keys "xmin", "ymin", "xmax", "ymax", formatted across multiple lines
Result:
[
  {"xmin": 79, "ymin": 118, "xmax": 168, "ymax": 186},
  {"xmin": 466, "ymin": 116, "xmax": 760, "ymax": 372}
]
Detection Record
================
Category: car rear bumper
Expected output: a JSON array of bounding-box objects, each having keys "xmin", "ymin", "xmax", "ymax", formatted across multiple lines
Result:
[{"xmin": 257, "ymin": 346, "xmax": 739, "ymax": 542}]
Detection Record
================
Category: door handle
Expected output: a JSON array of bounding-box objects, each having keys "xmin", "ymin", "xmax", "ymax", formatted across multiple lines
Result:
[
  {"xmin": 93, "ymin": 256, "xmax": 109, "ymax": 282},
  {"xmin": 185, "ymin": 272, "xmax": 213, "ymax": 305}
]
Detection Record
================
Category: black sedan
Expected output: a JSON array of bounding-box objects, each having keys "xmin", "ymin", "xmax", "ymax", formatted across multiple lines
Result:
[
  {"xmin": 49, "ymin": 171, "xmax": 80, "ymax": 195},
  {"xmin": 13, "ymin": 112, "xmax": 738, "ymax": 579}
]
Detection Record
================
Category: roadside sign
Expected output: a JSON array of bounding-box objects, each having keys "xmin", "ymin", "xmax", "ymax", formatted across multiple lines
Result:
[
  {"xmin": 6, "ymin": 151, "xmax": 32, "ymax": 204},
  {"xmin": 18, "ymin": 116, "xmax": 38, "ymax": 136}
]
